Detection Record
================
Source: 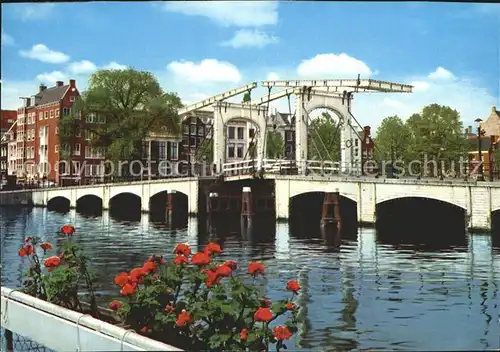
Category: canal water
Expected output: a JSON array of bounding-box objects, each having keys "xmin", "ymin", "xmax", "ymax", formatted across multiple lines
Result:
[{"xmin": 1, "ymin": 207, "xmax": 500, "ymax": 351}]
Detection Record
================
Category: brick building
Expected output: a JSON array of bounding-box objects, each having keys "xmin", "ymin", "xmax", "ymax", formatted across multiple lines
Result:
[
  {"xmin": 1, "ymin": 110, "xmax": 17, "ymax": 186},
  {"xmin": 7, "ymin": 80, "xmax": 105, "ymax": 186},
  {"xmin": 467, "ymin": 106, "xmax": 500, "ymax": 179}
]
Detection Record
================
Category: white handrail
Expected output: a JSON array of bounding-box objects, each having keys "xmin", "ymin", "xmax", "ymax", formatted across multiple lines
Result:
[{"xmin": 1, "ymin": 287, "xmax": 182, "ymax": 351}]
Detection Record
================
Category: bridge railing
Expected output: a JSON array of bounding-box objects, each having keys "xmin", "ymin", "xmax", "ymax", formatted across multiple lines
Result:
[
  {"xmin": 221, "ymin": 159, "xmax": 258, "ymax": 176},
  {"xmin": 1, "ymin": 287, "xmax": 181, "ymax": 351}
]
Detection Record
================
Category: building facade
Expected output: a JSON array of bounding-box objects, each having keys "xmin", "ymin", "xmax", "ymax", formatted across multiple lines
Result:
[
  {"xmin": 1, "ymin": 110, "xmax": 17, "ymax": 186},
  {"xmin": 467, "ymin": 106, "xmax": 500, "ymax": 179},
  {"xmin": 6, "ymin": 80, "xmax": 108, "ymax": 186}
]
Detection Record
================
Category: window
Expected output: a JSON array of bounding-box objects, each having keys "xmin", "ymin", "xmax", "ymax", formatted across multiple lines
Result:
[
  {"xmin": 228, "ymin": 127, "xmax": 235, "ymax": 139},
  {"xmin": 75, "ymin": 126, "xmax": 81, "ymax": 137},
  {"xmin": 286, "ymin": 131, "xmax": 294, "ymax": 142},
  {"xmin": 44, "ymin": 112, "xmax": 49, "ymax": 119},
  {"xmin": 183, "ymin": 124, "xmax": 189, "ymax": 134},
  {"xmin": 70, "ymin": 96, "xmax": 76, "ymax": 102},
  {"xmin": 59, "ymin": 162, "xmax": 67, "ymax": 175},
  {"xmin": 249, "ymin": 128, "xmax": 255, "ymax": 138},
  {"xmin": 50, "ymin": 110, "xmax": 54, "ymax": 118},
  {"xmin": 73, "ymin": 143, "xmax": 81, "ymax": 156},
  {"xmin": 63, "ymin": 108, "xmax": 71, "ymax": 116},
  {"xmin": 169, "ymin": 142, "xmax": 178, "ymax": 160},
  {"xmin": 190, "ymin": 125, "xmax": 196, "ymax": 134},
  {"xmin": 237, "ymin": 144, "xmax": 244, "ymax": 158},
  {"xmin": 55, "ymin": 110, "xmax": 60, "ymax": 117},
  {"xmin": 355, "ymin": 138, "xmax": 359, "ymax": 147},
  {"xmin": 86, "ymin": 113, "xmax": 96, "ymax": 123},
  {"xmin": 72, "ymin": 161, "xmax": 81, "ymax": 175},
  {"xmin": 237, "ymin": 127, "xmax": 244, "ymax": 140},
  {"xmin": 55, "ymin": 127, "xmax": 59, "ymax": 135},
  {"xmin": 55, "ymin": 144, "xmax": 59, "ymax": 153},
  {"xmin": 228, "ymin": 143, "xmax": 235, "ymax": 158},
  {"xmin": 198, "ymin": 126, "xmax": 204, "ymax": 136}
]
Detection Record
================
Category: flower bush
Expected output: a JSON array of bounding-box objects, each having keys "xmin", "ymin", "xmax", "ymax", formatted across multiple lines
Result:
[
  {"xmin": 17, "ymin": 226, "xmax": 303, "ymax": 351},
  {"xmin": 18, "ymin": 225, "xmax": 99, "ymax": 317},
  {"xmin": 109, "ymin": 242, "xmax": 301, "ymax": 351}
]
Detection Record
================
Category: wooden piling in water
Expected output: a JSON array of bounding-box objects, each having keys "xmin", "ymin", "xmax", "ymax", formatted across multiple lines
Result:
[
  {"xmin": 320, "ymin": 191, "xmax": 342, "ymax": 234},
  {"xmin": 241, "ymin": 187, "xmax": 253, "ymax": 230}
]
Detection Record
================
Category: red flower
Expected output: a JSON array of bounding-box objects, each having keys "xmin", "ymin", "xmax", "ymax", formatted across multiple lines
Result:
[
  {"xmin": 223, "ymin": 260, "xmax": 238, "ymax": 270},
  {"xmin": 120, "ymin": 283, "xmax": 136, "ymax": 296},
  {"xmin": 191, "ymin": 252, "xmax": 210, "ymax": 266},
  {"xmin": 175, "ymin": 309, "xmax": 192, "ymax": 327},
  {"xmin": 285, "ymin": 302, "xmax": 296, "ymax": 310},
  {"xmin": 165, "ymin": 304, "xmax": 174, "ymax": 313},
  {"xmin": 202, "ymin": 269, "xmax": 221, "ymax": 288},
  {"xmin": 24, "ymin": 237, "xmax": 32, "ymax": 243},
  {"xmin": 204, "ymin": 242, "xmax": 222, "ymax": 256},
  {"xmin": 18, "ymin": 245, "xmax": 34, "ymax": 257},
  {"xmin": 240, "ymin": 328, "xmax": 248, "ymax": 341},
  {"xmin": 40, "ymin": 242, "xmax": 52, "ymax": 251},
  {"xmin": 61, "ymin": 225, "xmax": 75, "ymax": 236},
  {"xmin": 44, "ymin": 256, "xmax": 61, "ymax": 269},
  {"xmin": 147, "ymin": 255, "xmax": 165, "ymax": 265},
  {"xmin": 59, "ymin": 252, "xmax": 65, "ymax": 259},
  {"xmin": 259, "ymin": 298, "xmax": 271, "ymax": 307},
  {"xmin": 253, "ymin": 307, "xmax": 273, "ymax": 322},
  {"xmin": 215, "ymin": 264, "xmax": 232, "ymax": 277},
  {"xmin": 129, "ymin": 267, "xmax": 145, "ymax": 283},
  {"xmin": 173, "ymin": 255, "xmax": 189, "ymax": 265},
  {"xmin": 140, "ymin": 326, "xmax": 148, "ymax": 334},
  {"xmin": 109, "ymin": 300, "xmax": 122, "ymax": 310},
  {"xmin": 286, "ymin": 280, "xmax": 300, "ymax": 293},
  {"xmin": 142, "ymin": 261, "xmax": 157, "ymax": 274},
  {"xmin": 114, "ymin": 272, "xmax": 129, "ymax": 287},
  {"xmin": 248, "ymin": 261, "xmax": 265, "ymax": 276},
  {"xmin": 173, "ymin": 243, "xmax": 191, "ymax": 257},
  {"xmin": 273, "ymin": 325, "xmax": 292, "ymax": 340}
]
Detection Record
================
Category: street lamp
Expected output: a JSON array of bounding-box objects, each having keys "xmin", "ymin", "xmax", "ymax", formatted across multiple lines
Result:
[{"xmin": 474, "ymin": 118, "xmax": 485, "ymax": 181}]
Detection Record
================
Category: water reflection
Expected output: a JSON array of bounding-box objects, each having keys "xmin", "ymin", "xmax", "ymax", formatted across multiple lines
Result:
[{"xmin": 1, "ymin": 208, "xmax": 500, "ymax": 351}]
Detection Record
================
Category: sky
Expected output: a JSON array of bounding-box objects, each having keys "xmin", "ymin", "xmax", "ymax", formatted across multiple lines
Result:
[{"xmin": 1, "ymin": 1, "xmax": 499, "ymax": 131}]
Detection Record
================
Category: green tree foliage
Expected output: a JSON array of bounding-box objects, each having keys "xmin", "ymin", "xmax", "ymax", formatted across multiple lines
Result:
[
  {"xmin": 373, "ymin": 115, "xmax": 412, "ymax": 161},
  {"xmin": 242, "ymin": 92, "xmax": 251, "ymax": 103},
  {"xmin": 266, "ymin": 130, "xmax": 284, "ymax": 158},
  {"xmin": 405, "ymin": 104, "xmax": 468, "ymax": 163},
  {"xmin": 59, "ymin": 68, "xmax": 183, "ymax": 170},
  {"xmin": 308, "ymin": 111, "xmax": 341, "ymax": 161}
]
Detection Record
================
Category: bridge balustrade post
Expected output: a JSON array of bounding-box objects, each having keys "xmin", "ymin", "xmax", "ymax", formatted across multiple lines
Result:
[{"xmin": 241, "ymin": 187, "xmax": 253, "ymax": 232}]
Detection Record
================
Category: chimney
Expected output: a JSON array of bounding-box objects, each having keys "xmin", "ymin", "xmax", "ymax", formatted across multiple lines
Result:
[
  {"xmin": 363, "ymin": 125, "xmax": 371, "ymax": 136},
  {"xmin": 492, "ymin": 106, "xmax": 497, "ymax": 113},
  {"xmin": 69, "ymin": 79, "xmax": 76, "ymax": 87},
  {"xmin": 56, "ymin": 81, "xmax": 64, "ymax": 87},
  {"xmin": 39, "ymin": 84, "xmax": 47, "ymax": 93}
]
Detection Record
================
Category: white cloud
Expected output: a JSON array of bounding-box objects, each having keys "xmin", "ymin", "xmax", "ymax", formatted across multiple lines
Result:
[
  {"xmin": 297, "ymin": 53, "xmax": 373, "ymax": 78},
  {"xmin": 36, "ymin": 71, "xmax": 67, "ymax": 84},
  {"xmin": 14, "ymin": 4, "xmax": 55, "ymax": 20},
  {"xmin": 428, "ymin": 66, "xmax": 456, "ymax": 80},
  {"xmin": 221, "ymin": 29, "xmax": 278, "ymax": 48},
  {"xmin": 160, "ymin": 1, "xmax": 278, "ymax": 27},
  {"xmin": 1, "ymin": 31, "xmax": 14, "ymax": 46},
  {"xmin": 266, "ymin": 72, "xmax": 280, "ymax": 81},
  {"xmin": 19, "ymin": 44, "xmax": 70, "ymax": 64},
  {"xmin": 167, "ymin": 59, "xmax": 241, "ymax": 84},
  {"xmin": 103, "ymin": 61, "xmax": 127, "ymax": 70},
  {"xmin": 68, "ymin": 60, "xmax": 98, "ymax": 75}
]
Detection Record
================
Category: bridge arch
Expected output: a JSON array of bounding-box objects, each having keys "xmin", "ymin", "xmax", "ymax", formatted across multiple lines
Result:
[
  {"xmin": 376, "ymin": 196, "xmax": 467, "ymax": 245},
  {"xmin": 492, "ymin": 209, "xmax": 500, "ymax": 236},
  {"xmin": 149, "ymin": 190, "xmax": 188, "ymax": 226},
  {"xmin": 76, "ymin": 195, "xmax": 103, "ymax": 216},
  {"xmin": 47, "ymin": 196, "xmax": 70, "ymax": 213},
  {"xmin": 289, "ymin": 191, "xmax": 358, "ymax": 237},
  {"xmin": 109, "ymin": 192, "xmax": 141, "ymax": 221}
]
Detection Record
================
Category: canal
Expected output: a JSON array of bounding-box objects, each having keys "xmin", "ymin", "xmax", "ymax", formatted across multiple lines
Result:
[{"xmin": 1, "ymin": 207, "xmax": 500, "ymax": 351}]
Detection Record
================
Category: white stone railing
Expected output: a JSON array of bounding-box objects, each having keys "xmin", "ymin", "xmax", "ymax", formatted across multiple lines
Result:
[{"xmin": 1, "ymin": 287, "xmax": 182, "ymax": 351}]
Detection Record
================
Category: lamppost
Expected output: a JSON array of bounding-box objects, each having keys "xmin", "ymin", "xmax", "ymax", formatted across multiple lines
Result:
[{"xmin": 474, "ymin": 118, "xmax": 485, "ymax": 181}]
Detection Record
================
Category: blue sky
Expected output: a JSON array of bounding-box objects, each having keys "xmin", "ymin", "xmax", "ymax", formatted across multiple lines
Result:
[{"xmin": 1, "ymin": 1, "xmax": 499, "ymax": 129}]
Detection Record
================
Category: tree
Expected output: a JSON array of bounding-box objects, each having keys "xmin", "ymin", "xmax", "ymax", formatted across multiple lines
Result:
[
  {"xmin": 242, "ymin": 92, "xmax": 251, "ymax": 103},
  {"xmin": 266, "ymin": 130, "xmax": 284, "ymax": 158},
  {"xmin": 308, "ymin": 111, "xmax": 341, "ymax": 161},
  {"xmin": 406, "ymin": 104, "xmax": 468, "ymax": 175},
  {"xmin": 60, "ymin": 68, "xmax": 183, "ymax": 175},
  {"xmin": 373, "ymin": 115, "xmax": 413, "ymax": 162}
]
